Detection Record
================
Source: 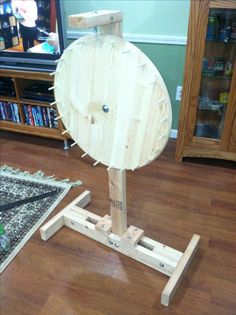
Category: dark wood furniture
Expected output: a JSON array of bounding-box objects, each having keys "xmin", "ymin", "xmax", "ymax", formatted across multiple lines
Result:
[
  {"xmin": 0, "ymin": 69, "xmax": 69, "ymax": 149},
  {"xmin": 176, "ymin": 0, "xmax": 236, "ymax": 161}
]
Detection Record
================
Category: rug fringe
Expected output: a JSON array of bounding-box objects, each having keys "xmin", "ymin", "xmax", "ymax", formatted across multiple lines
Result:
[{"xmin": 0, "ymin": 165, "xmax": 82, "ymax": 187}]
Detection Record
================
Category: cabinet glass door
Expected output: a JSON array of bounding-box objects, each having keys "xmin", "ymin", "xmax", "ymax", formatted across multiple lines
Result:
[{"xmin": 194, "ymin": 8, "xmax": 236, "ymax": 139}]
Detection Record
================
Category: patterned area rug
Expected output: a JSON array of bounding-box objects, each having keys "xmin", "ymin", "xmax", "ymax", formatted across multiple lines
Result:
[{"xmin": 0, "ymin": 165, "xmax": 82, "ymax": 273}]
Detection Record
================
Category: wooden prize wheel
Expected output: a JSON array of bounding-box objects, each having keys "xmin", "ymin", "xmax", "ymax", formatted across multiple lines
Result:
[{"xmin": 40, "ymin": 11, "xmax": 200, "ymax": 307}]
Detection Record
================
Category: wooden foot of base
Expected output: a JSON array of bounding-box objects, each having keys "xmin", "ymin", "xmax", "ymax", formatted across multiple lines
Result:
[
  {"xmin": 161, "ymin": 234, "xmax": 200, "ymax": 306},
  {"xmin": 40, "ymin": 190, "xmax": 91, "ymax": 241},
  {"xmin": 40, "ymin": 191, "xmax": 200, "ymax": 306}
]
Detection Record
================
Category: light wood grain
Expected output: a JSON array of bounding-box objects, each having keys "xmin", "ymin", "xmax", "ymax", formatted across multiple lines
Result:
[
  {"xmin": 69, "ymin": 10, "xmax": 122, "ymax": 29},
  {"xmin": 108, "ymin": 169, "xmax": 127, "ymax": 235},
  {"xmin": 54, "ymin": 35, "xmax": 172, "ymax": 169},
  {"xmin": 161, "ymin": 234, "xmax": 200, "ymax": 306},
  {"xmin": 52, "ymin": 204, "xmax": 182, "ymax": 277},
  {"xmin": 40, "ymin": 191, "xmax": 91, "ymax": 241}
]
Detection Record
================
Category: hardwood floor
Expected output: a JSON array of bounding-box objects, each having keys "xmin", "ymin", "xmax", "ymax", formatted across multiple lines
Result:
[{"xmin": 0, "ymin": 131, "xmax": 236, "ymax": 315}]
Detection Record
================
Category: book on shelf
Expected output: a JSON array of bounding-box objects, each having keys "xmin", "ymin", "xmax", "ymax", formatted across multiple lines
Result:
[
  {"xmin": 23, "ymin": 105, "xmax": 58, "ymax": 128},
  {"xmin": 0, "ymin": 101, "xmax": 21, "ymax": 123}
]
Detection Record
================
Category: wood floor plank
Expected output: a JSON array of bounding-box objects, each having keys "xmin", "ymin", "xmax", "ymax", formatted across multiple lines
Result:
[{"xmin": 0, "ymin": 131, "xmax": 236, "ymax": 314}]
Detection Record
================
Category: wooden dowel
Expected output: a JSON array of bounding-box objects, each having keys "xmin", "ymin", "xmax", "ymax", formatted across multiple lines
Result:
[
  {"xmin": 70, "ymin": 142, "xmax": 77, "ymax": 147},
  {"xmin": 55, "ymin": 115, "xmax": 62, "ymax": 121},
  {"xmin": 62, "ymin": 129, "xmax": 69, "ymax": 135},
  {"xmin": 81, "ymin": 152, "xmax": 88, "ymax": 158}
]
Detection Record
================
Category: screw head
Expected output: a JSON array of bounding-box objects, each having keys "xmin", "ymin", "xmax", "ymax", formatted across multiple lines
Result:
[{"xmin": 102, "ymin": 104, "xmax": 109, "ymax": 113}]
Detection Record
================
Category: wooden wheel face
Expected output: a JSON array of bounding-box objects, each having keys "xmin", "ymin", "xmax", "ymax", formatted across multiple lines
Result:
[{"xmin": 54, "ymin": 35, "xmax": 172, "ymax": 170}]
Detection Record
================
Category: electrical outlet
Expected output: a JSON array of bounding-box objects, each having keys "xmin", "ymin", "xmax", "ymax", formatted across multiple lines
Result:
[{"xmin": 175, "ymin": 85, "xmax": 182, "ymax": 101}]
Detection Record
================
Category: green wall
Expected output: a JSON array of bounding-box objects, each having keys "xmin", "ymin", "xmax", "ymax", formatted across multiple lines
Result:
[
  {"xmin": 64, "ymin": 0, "xmax": 190, "ymax": 37},
  {"xmin": 63, "ymin": 0, "xmax": 190, "ymax": 130},
  {"xmin": 135, "ymin": 43, "xmax": 186, "ymax": 129}
]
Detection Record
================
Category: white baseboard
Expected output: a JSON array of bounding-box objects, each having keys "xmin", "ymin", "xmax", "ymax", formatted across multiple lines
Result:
[
  {"xmin": 67, "ymin": 31, "xmax": 187, "ymax": 46},
  {"xmin": 170, "ymin": 129, "xmax": 178, "ymax": 139}
]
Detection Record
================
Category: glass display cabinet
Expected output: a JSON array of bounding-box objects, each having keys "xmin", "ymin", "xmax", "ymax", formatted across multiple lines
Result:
[{"xmin": 176, "ymin": 0, "xmax": 236, "ymax": 161}]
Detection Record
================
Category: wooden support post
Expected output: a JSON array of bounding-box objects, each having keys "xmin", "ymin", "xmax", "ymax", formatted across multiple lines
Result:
[{"xmin": 108, "ymin": 168, "xmax": 127, "ymax": 236}]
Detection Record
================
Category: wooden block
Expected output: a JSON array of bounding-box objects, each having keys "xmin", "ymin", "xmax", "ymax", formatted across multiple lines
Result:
[
  {"xmin": 99, "ymin": 22, "xmax": 122, "ymax": 37},
  {"xmin": 140, "ymin": 236, "xmax": 183, "ymax": 264},
  {"xmin": 74, "ymin": 190, "xmax": 92, "ymax": 208},
  {"xmin": 40, "ymin": 210, "xmax": 65, "ymax": 241},
  {"xmin": 69, "ymin": 10, "xmax": 122, "ymax": 29},
  {"xmin": 71, "ymin": 206, "xmax": 101, "ymax": 223},
  {"xmin": 161, "ymin": 234, "xmax": 200, "ymax": 306},
  {"xmin": 95, "ymin": 215, "xmax": 112, "ymax": 236},
  {"xmin": 64, "ymin": 210, "xmax": 108, "ymax": 244},
  {"xmin": 120, "ymin": 225, "xmax": 144, "ymax": 248}
]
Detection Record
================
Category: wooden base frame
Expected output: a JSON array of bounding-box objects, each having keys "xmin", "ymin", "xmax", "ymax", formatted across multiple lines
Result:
[{"xmin": 40, "ymin": 189, "xmax": 200, "ymax": 306}]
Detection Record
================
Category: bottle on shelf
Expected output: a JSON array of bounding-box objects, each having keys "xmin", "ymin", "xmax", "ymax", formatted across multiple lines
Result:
[{"xmin": 0, "ymin": 223, "xmax": 11, "ymax": 252}]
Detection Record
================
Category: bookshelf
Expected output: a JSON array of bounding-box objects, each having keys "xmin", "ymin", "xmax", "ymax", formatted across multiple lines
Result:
[{"xmin": 0, "ymin": 69, "xmax": 69, "ymax": 149}]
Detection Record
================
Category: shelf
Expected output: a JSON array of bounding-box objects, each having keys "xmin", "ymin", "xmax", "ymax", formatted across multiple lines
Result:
[
  {"xmin": 19, "ymin": 99, "xmax": 54, "ymax": 107},
  {"xmin": 206, "ymin": 40, "xmax": 236, "ymax": 44},
  {"xmin": 0, "ymin": 69, "xmax": 54, "ymax": 81},
  {"xmin": 0, "ymin": 96, "xmax": 17, "ymax": 102},
  {"xmin": 0, "ymin": 120, "xmax": 65, "ymax": 140},
  {"xmin": 0, "ymin": 120, "xmax": 22, "ymax": 127},
  {"xmin": 201, "ymin": 73, "xmax": 232, "ymax": 81}
]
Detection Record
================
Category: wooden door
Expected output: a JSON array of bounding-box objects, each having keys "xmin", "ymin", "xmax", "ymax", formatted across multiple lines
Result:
[
  {"xmin": 176, "ymin": 0, "xmax": 236, "ymax": 161},
  {"xmin": 176, "ymin": 0, "xmax": 212, "ymax": 161}
]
